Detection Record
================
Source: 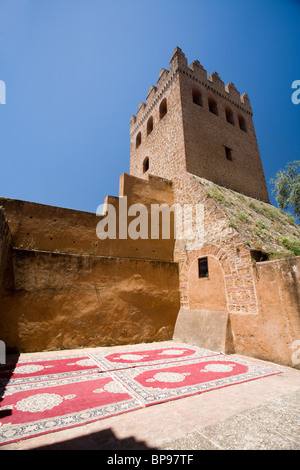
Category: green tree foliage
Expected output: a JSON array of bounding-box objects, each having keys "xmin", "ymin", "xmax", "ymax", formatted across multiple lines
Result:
[{"xmin": 271, "ymin": 161, "xmax": 300, "ymax": 222}]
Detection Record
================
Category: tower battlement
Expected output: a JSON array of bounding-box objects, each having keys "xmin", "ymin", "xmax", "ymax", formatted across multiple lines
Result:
[
  {"xmin": 130, "ymin": 47, "xmax": 252, "ymax": 137},
  {"xmin": 130, "ymin": 46, "xmax": 269, "ymax": 203}
]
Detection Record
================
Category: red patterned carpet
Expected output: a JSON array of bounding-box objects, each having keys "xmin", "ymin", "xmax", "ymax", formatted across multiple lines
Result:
[
  {"xmin": 0, "ymin": 373, "xmax": 141, "ymax": 445},
  {"xmin": 90, "ymin": 344, "xmax": 220, "ymax": 371},
  {"xmin": 111, "ymin": 355, "xmax": 280, "ymax": 406},
  {"xmin": 0, "ymin": 355, "xmax": 100, "ymax": 386},
  {"xmin": 0, "ymin": 344, "xmax": 280, "ymax": 446}
]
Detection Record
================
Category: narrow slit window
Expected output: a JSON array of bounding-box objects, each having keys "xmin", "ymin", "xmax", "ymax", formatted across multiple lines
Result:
[
  {"xmin": 147, "ymin": 116, "xmax": 153, "ymax": 135},
  {"xmin": 224, "ymin": 146, "xmax": 233, "ymax": 161},
  {"xmin": 208, "ymin": 98, "xmax": 218, "ymax": 115},
  {"xmin": 136, "ymin": 132, "xmax": 142, "ymax": 148},
  {"xmin": 238, "ymin": 115, "xmax": 247, "ymax": 132},
  {"xmin": 225, "ymin": 107, "xmax": 234, "ymax": 125},
  {"xmin": 159, "ymin": 98, "xmax": 167, "ymax": 119},
  {"xmin": 143, "ymin": 157, "xmax": 149, "ymax": 173},
  {"xmin": 198, "ymin": 257, "xmax": 209, "ymax": 278}
]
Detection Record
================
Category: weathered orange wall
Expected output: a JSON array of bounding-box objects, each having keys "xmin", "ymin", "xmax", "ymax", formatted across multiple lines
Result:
[
  {"xmin": 0, "ymin": 173, "xmax": 175, "ymax": 263},
  {"xmin": 0, "ymin": 249, "xmax": 180, "ymax": 352},
  {"xmin": 230, "ymin": 257, "xmax": 300, "ymax": 368},
  {"xmin": 0, "ymin": 209, "xmax": 11, "ymax": 292},
  {"xmin": 188, "ymin": 255, "xmax": 227, "ymax": 311},
  {"xmin": 0, "ymin": 173, "xmax": 180, "ymax": 353}
]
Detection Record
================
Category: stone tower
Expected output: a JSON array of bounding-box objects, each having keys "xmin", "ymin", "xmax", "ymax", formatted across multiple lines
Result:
[
  {"xmin": 130, "ymin": 47, "xmax": 272, "ymax": 352},
  {"xmin": 130, "ymin": 47, "xmax": 269, "ymax": 203}
]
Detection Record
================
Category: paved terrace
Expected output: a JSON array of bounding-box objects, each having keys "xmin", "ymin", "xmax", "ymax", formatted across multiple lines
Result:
[{"xmin": 1, "ymin": 341, "xmax": 299, "ymax": 450}]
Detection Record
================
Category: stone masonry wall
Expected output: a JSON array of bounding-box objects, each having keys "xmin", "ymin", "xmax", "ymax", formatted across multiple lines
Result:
[
  {"xmin": 129, "ymin": 48, "xmax": 260, "ymax": 316},
  {"xmin": 130, "ymin": 72, "xmax": 185, "ymax": 182},
  {"xmin": 172, "ymin": 174, "xmax": 258, "ymax": 315},
  {"xmin": 130, "ymin": 47, "xmax": 269, "ymax": 202}
]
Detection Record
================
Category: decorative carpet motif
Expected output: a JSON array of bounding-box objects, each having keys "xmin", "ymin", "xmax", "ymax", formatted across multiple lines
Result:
[
  {"xmin": 111, "ymin": 356, "xmax": 281, "ymax": 406},
  {"xmin": 0, "ymin": 355, "xmax": 100, "ymax": 386},
  {"xmin": 89, "ymin": 344, "xmax": 220, "ymax": 371},
  {"xmin": 0, "ymin": 346, "xmax": 281, "ymax": 446},
  {"xmin": 0, "ymin": 372, "xmax": 141, "ymax": 445}
]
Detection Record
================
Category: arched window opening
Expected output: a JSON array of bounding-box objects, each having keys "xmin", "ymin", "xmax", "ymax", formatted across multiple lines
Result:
[
  {"xmin": 225, "ymin": 107, "xmax": 234, "ymax": 125},
  {"xmin": 208, "ymin": 98, "xmax": 218, "ymax": 116},
  {"xmin": 136, "ymin": 132, "xmax": 142, "ymax": 148},
  {"xmin": 192, "ymin": 88, "xmax": 203, "ymax": 107},
  {"xmin": 143, "ymin": 157, "xmax": 150, "ymax": 173},
  {"xmin": 147, "ymin": 116, "xmax": 153, "ymax": 135},
  {"xmin": 159, "ymin": 98, "xmax": 167, "ymax": 120},
  {"xmin": 238, "ymin": 115, "xmax": 247, "ymax": 132}
]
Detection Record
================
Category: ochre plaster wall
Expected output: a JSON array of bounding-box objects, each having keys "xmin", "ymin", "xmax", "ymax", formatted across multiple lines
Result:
[
  {"xmin": 230, "ymin": 257, "xmax": 300, "ymax": 368},
  {"xmin": 0, "ymin": 209, "xmax": 12, "ymax": 294},
  {"xmin": 0, "ymin": 173, "xmax": 180, "ymax": 353},
  {"xmin": 187, "ymin": 255, "xmax": 227, "ymax": 311},
  {"xmin": 0, "ymin": 249, "xmax": 180, "ymax": 352}
]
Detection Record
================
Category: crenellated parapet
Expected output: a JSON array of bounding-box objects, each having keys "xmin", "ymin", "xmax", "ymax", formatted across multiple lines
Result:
[
  {"xmin": 130, "ymin": 47, "xmax": 252, "ymax": 137},
  {"xmin": 130, "ymin": 66, "xmax": 175, "ymax": 136}
]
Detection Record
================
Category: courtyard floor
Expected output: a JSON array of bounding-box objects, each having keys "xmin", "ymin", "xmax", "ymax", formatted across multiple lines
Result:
[{"xmin": 0, "ymin": 340, "xmax": 299, "ymax": 451}]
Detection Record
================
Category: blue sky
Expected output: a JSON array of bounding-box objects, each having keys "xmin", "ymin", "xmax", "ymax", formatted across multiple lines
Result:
[{"xmin": 0, "ymin": 0, "xmax": 299, "ymax": 213}]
